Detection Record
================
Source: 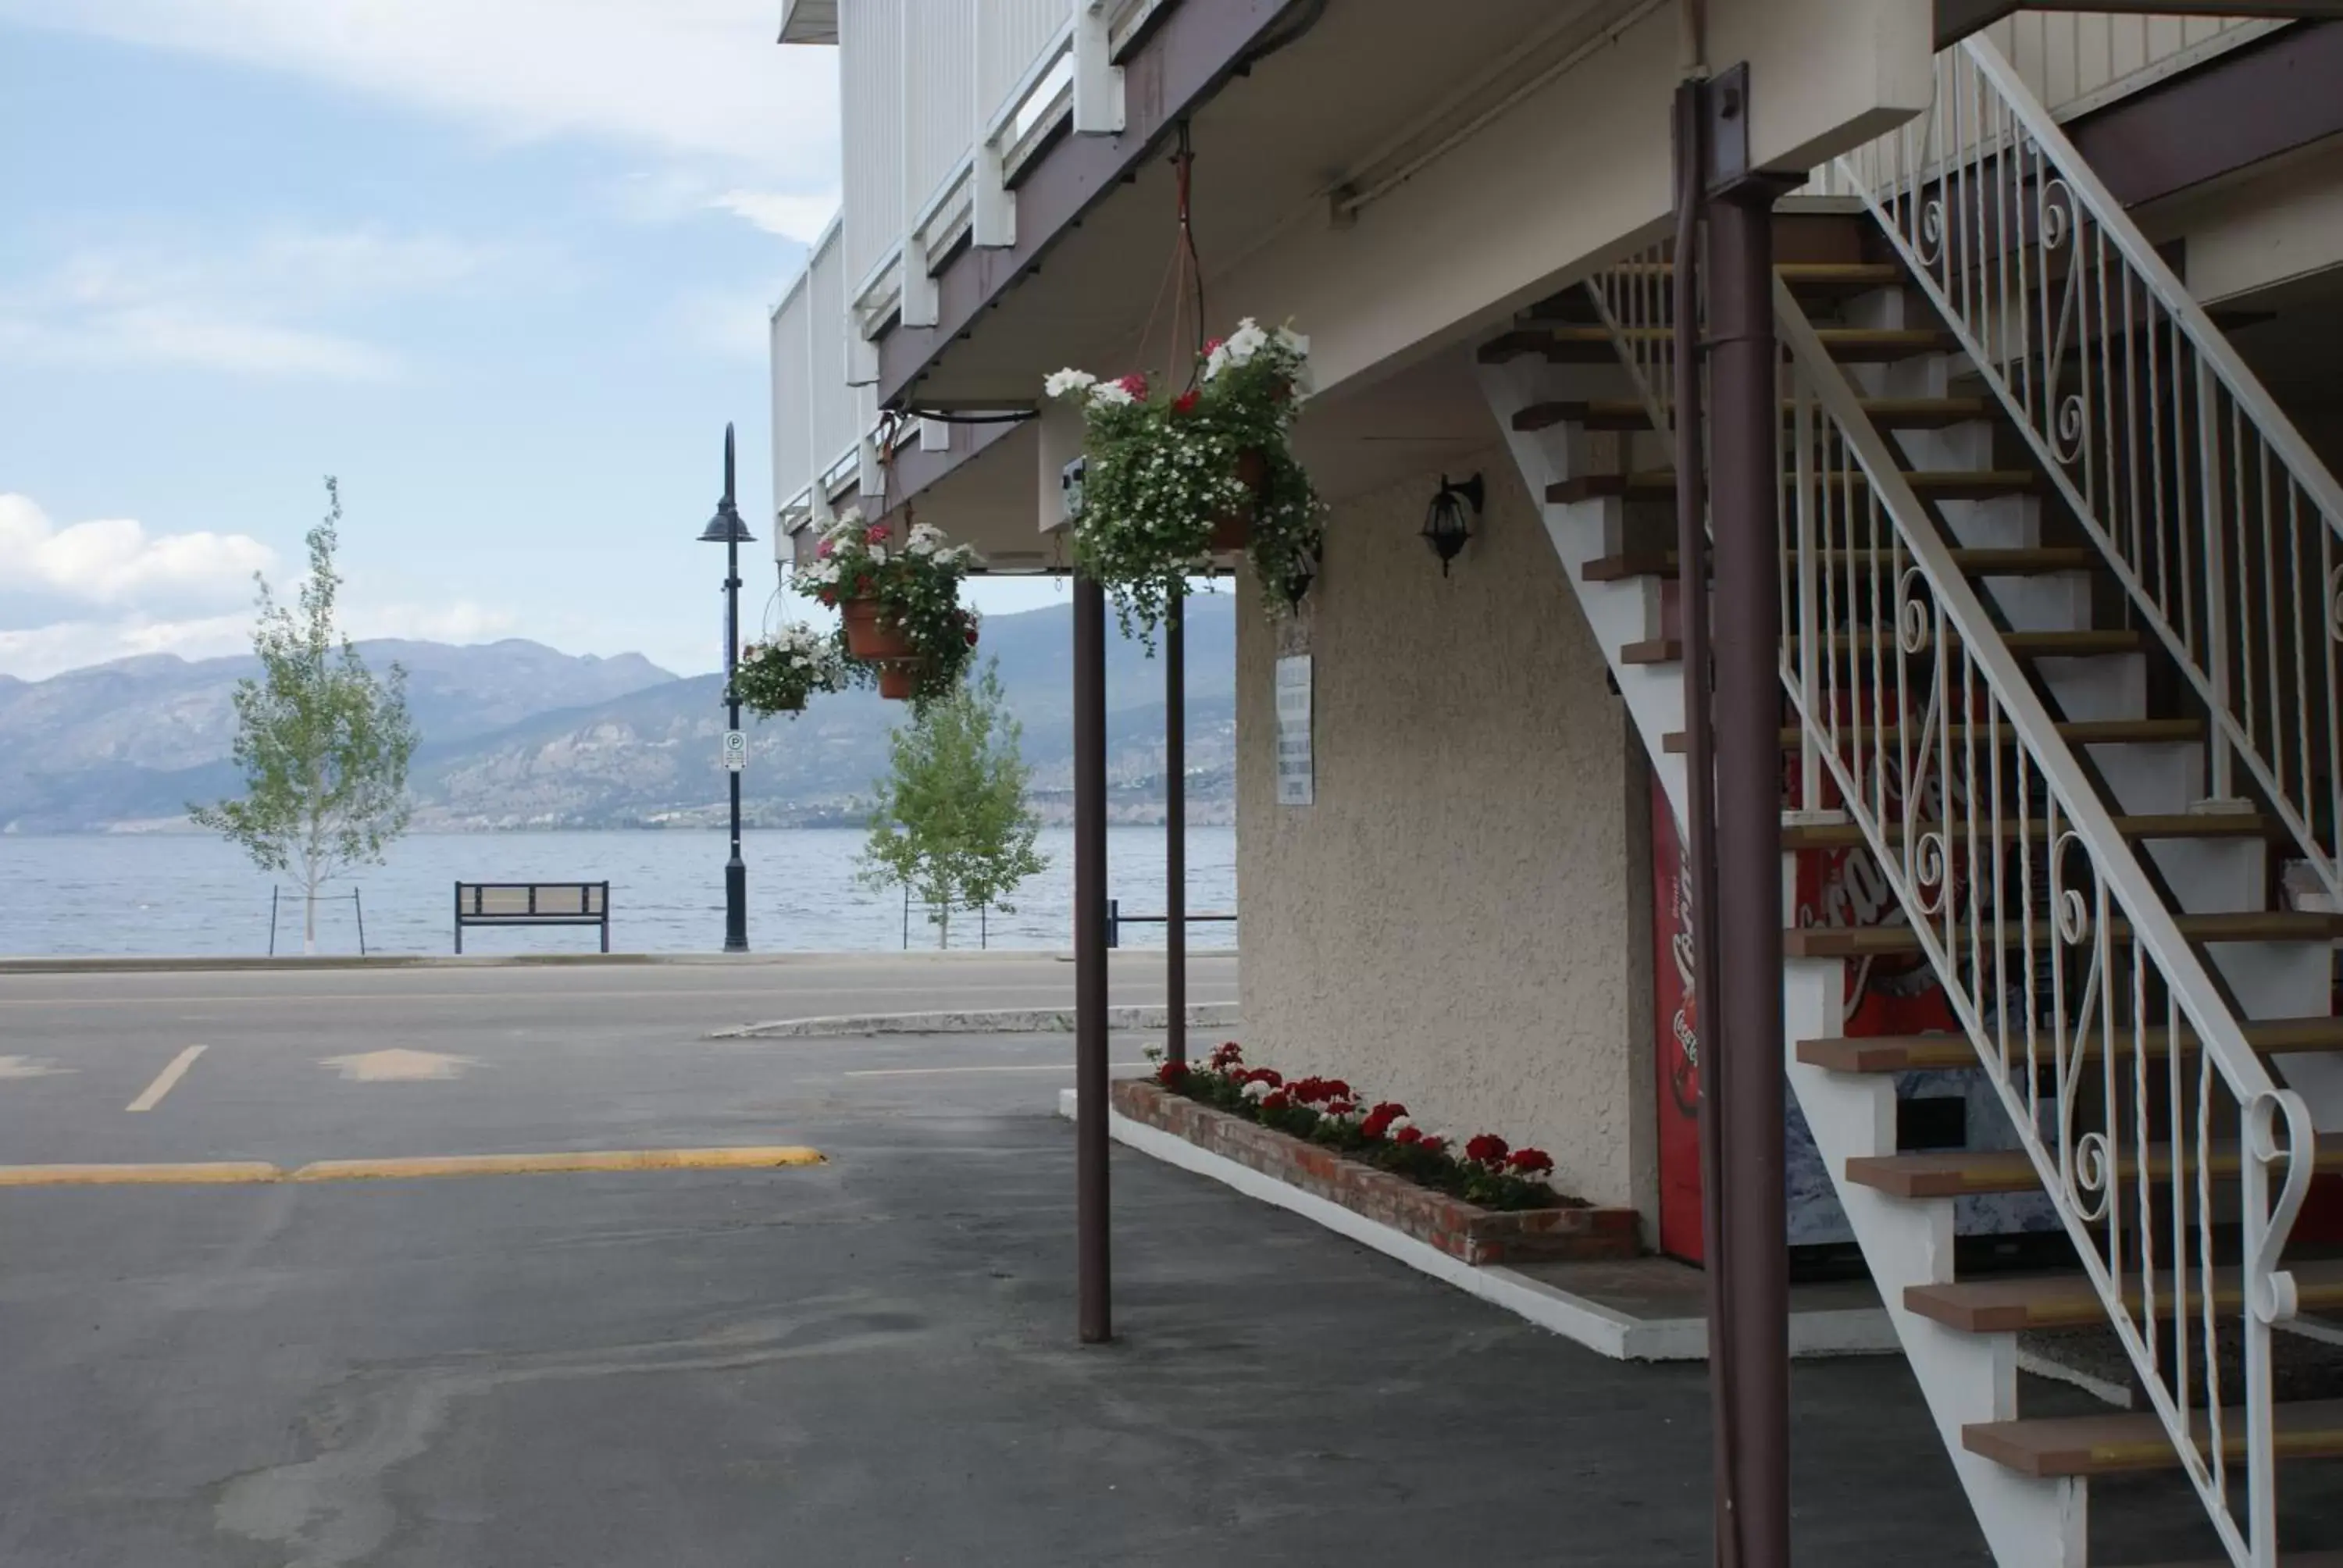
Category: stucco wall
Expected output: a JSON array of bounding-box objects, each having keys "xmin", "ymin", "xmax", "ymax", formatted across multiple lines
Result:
[{"xmin": 1235, "ymin": 446, "xmax": 1657, "ymax": 1230}]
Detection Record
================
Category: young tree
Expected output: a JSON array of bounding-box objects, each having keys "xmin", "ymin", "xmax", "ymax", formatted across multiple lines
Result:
[
  {"xmin": 191, "ymin": 478, "xmax": 419, "ymax": 954},
  {"xmin": 858, "ymin": 661, "xmax": 1047, "ymax": 948}
]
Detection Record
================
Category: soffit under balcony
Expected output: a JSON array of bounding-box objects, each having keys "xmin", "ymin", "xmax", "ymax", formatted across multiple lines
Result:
[
  {"xmin": 889, "ymin": 0, "xmax": 1637, "ymax": 412},
  {"xmin": 900, "ymin": 344, "xmax": 1501, "ymax": 566}
]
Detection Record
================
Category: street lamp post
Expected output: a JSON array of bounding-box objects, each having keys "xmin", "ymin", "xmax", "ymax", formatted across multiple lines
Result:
[{"xmin": 700, "ymin": 422, "xmax": 755, "ymax": 954}]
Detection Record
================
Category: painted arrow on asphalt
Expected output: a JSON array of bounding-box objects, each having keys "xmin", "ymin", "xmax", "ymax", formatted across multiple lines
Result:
[{"xmin": 318, "ymin": 1049, "xmax": 483, "ymax": 1082}]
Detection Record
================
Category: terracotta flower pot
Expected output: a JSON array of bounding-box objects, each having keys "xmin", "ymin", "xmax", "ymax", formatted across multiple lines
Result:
[
  {"xmin": 876, "ymin": 661, "xmax": 923, "ymax": 701},
  {"xmin": 1210, "ymin": 448, "xmax": 1271, "ymax": 553},
  {"xmin": 841, "ymin": 597, "xmax": 915, "ymax": 660}
]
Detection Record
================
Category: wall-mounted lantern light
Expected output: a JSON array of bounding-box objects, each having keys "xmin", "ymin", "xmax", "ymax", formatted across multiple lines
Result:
[{"xmin": 1422, "ymin": 472, "xmax": 1484, "ymax": 576}]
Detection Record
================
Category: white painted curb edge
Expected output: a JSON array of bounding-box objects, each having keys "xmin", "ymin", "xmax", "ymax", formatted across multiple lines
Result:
[
  {"xmin": 1058, "ymin": 1089, "xmax": 1898, "ymax": 1363},
  {"xmin": 715, "ymin": 1001, "xmax": 1239, "ymax": 1040}
]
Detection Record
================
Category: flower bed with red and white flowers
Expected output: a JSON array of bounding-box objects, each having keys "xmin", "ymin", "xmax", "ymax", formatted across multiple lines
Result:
[{"xmin": 1115, "ymin": 1043, "xmax": 1638, "ymax": 1267}]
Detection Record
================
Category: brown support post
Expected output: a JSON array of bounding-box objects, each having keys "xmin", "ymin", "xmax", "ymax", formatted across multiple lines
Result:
[
  {"xmin": 1164, "ymin": 591, "xmax": 1188, "ymax": 1067},
  {"xmin": 1671, "ymin": 78, "xmax": 1739, "ymax": 1568},
  {"xmin": 1707, "ymin": 155, "xmax": 1796, "ymax": 1564},
  {"xmin": 1075, "ymin": 568, "xmax": 1113, "ymax": 1344}
]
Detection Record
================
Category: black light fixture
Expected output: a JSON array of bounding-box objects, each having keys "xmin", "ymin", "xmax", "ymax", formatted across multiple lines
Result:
[
  {"xmin": 699, "ymin": 423, "xmax": 756, "ymax": 954},
  {"xmin": 1422, "ymin": 472, "xmax": 1483, "ymax": 576}
]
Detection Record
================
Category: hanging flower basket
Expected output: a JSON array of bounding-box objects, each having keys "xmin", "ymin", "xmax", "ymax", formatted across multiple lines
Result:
[
  {"xmin": 1046, "ymin": 319, "xmax": 1323, "ymax": 644},
  {"xmin": 733, "ymin": 624, "xmax": 840, "ymax": 717},
  {"xmin": 793, "ymin": 509, "xmax": 981, "ymax": 704},
  {"xmin": 840, "ymin": 597, "xmax": 915, "ymax": 661}
]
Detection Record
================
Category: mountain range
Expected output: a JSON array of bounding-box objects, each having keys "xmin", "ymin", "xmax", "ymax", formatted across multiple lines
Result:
[{"xmin": 0, "ymin": 597, "xmax": 1238, "ymax": 833}]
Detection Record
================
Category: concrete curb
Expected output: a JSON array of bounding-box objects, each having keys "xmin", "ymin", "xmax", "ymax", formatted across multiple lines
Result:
[
  {"xmin": 713, "ymin": 1002, "xmax": 1239, "ymax": 1040},
  {"xmin": 1057, "ymin": 1089, "xmax": 1898, "ymax": 1363},
  {"xmin": 0, "ymin": 950, "xmax": 1236, "ymax": 977}
]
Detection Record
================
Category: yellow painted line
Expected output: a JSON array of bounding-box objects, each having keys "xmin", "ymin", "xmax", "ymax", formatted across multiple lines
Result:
[
  {"xmin": 0, "ymin": 1146, "xmax": 824, "ymax": 1188},
  {"xmin": 0, "ymin": 1161, "xmax": 280, "ymax": 1187},
  {"xmin": 843, "ymin": 1061, "xmax": 1150, "ymax": 1078},
  {"xmin": 125, "ymin": 1045, "xmax": 206, "ymax": 1112},
  {"xmin": 291, "ymin": 1146, "xmax": 827, "ymax": 1181}
]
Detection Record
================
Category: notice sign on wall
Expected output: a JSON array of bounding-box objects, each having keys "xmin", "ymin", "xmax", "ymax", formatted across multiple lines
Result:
[{"xmin": 1275, "ymin": 654, "xmax": 1313, "ymax": 806}]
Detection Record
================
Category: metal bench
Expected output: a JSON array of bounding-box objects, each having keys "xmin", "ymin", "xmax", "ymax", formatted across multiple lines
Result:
[{"xmin": 453, "ymin": 882, "xmax": 610, "ymax": 953}]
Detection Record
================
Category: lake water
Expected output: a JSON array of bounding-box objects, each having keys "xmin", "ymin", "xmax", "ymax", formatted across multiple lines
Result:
[{"xmin": 0, "ymin": 828, "xmax": 1237, "ymax": 958}]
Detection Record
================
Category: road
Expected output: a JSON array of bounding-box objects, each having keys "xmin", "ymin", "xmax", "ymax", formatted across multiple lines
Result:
[{"xmin": 0, "ymin": 956, "xmax": 2183, "ymax": 1566}]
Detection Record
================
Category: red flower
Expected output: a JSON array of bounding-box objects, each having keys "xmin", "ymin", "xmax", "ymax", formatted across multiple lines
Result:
[
  {"xmin": 1156, "ymin": 1060, "xmax": 1188, "ymax": 1087},
  {"xmin": 867, "ymin": 524, "xmax": 890, "ymax": 543},
  {"xmin": 1202, "ymin": 337, "xmax": 1225, "ymax": 357},
  {"xmin": 1393, "ymin": 1126, "xmax": 1422, "ymax": 1146},
  {"xmin": 963, "ymin": 623, "xmax": 981, "ymax": 647},
  {"xmin": 1324, "ymin": 1099, "xmax": 1355, "ymax": 1118},
  {"xmin": 816, "ymin": 538, "xmax": 836, "ymax": 559},
  {"xmin": 1418, "ymin": 1135, "xmax": 1447, "ymax": 1155},
  {"xmin": 1464, "ymin": 1133, "xmax": 1510, "ymax": 1166},
  {"xmin": 1261, "ymin": 1091, "xmax": 1289, "ymax": 1112},
  {"xmin": 854, "ymin": 576, "xmax": 873, "ymax": 598},
  {"xmin": 1209, "ymin": 1041, "xmax": 1244, "ymax": 1070},
  {"xmin": 817, "ymin": 589, "xmax": 837, "ymax": 606},
  {"xmin": 1115, "ymin": 372, "xmax": 1149, "ymax": 399},
  {"xmin": 1505, "ymin": 1148, "xmax": 1555, "ymax": 1177},
  {"xmin": 1358, "ymin": 1100, "xmax": 1410, "ymax": 1142},
  {"xmin": 1170, "ymin": 389, "xmax": 1200, "ymax": 415}
]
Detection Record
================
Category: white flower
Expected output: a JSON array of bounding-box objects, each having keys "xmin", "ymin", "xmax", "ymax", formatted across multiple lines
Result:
[
  {"xmin": 1272, "ymin": 325, "xmax": 1308, "ymax": 358},
  {"xmin": 1044, "ymin": 368, "xmax": 1098, "ymax": 399},
  {"xmin": 1387, "ymin": 1115, "xmax": 1413, "ymax": 1136},
  {"xmin": 1241, "ymin": 1080, "xmax": 1271, "ymax": 1102},
  {"xmin": 1087, "ymin": 380, "xmax": 1135, "ymax": 408},
  {"xmin": 866, "ymin": 543, "xmax": 889, "ymax": 565}
]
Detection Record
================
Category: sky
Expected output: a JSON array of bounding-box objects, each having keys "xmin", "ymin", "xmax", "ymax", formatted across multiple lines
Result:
[{"xmin": 0, "ymin": 1, "xmax": 1068, "ymax": 682}]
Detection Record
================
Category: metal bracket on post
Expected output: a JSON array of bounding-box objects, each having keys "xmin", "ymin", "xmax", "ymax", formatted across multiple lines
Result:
[{"xmin": 1703, "ymin": 62, "xmax": 1750, "ymax": 200}]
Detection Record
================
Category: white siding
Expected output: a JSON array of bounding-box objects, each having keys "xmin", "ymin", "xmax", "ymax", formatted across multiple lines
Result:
[
  {"xmin": 841, "ymin": 0, "xmax": 905, "ymax": 297},
  {"xmin": 1986, "ymin": 11, "xmax": 2284, "ymax": 119},
  {"xmin": 906, "ymin": 0, "xmax": 977, "ymax": 221},
  {"xmin": 977, "ymin": 0, "xmax": 1069, "ymax": 130},
  {"xmin": 769, "ymin": 283, "xmax": 812, "ymax": 517},
  {"xmin": 808, "ymin": 233, "xmax": 856, "ymax": 478}
]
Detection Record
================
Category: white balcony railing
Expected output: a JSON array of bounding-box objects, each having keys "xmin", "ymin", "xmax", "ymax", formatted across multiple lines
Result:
[
  {"xmin": 838, "ymin": 0, "xmax": 1161, "ymax": 337},
  {"xmin": 777, "ymin": 1, "xmax": 1173, "ymax": 530}
]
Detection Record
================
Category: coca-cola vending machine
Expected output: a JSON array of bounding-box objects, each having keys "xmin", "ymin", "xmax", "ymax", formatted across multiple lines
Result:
[{"xmin": 1648, "ymin": 738, "xmax": 2059, "ymax": 1263}]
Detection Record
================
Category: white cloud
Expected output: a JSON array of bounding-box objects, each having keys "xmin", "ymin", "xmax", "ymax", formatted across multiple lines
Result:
[
  {"xmin": 0, "ymin": 494, "xmax": 275, "ymax": 611},
  {"xmin": 0, "ymin": 225, "xmax": 527, "ymax": 380},
  {"xmin": 2, "ymin": 1, "xmax": 841, "ymax": 220},
  {"xmin": 0, "ymin": 614, "xmax": 259, "ymax": 681},
  {"xmin": 708, "ymin": 189, "xmax": 838, "ymax": 244},
  {"xmin": 0, "ymin": 495, "xmax": 523, "ymax": 679}
]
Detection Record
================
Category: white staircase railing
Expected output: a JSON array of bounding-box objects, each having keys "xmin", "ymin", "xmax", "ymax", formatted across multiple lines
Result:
[
  {"xmin": 1774, "ymin": 276, "xmax": 2315, "ymax": 1567},
  {"xmin": 1831, "ymin": 34, "xmax": 2343, "ymax": 905}
]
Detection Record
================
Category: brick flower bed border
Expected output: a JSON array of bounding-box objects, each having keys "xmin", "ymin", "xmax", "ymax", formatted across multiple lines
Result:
[{"xmin": 1110, "ymin": 1080, "xmax": 1639, "ymax": 1267}]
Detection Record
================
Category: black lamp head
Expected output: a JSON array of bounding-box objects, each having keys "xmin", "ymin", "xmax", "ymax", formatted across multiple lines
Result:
[
  {"xmin": 699, "ymin": 422, "xmax": 756, "ymax": 543},
  {"xmin": 1422, "ymin": 472, "xmax": 1484, "ymax": 576}
]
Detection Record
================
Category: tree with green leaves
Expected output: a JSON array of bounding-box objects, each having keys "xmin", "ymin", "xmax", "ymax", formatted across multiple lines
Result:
[
  {"xmin": 858, "ymin": 661, "xmax": 1047, "ymax": 948},
  {"xmin": 190, "ymin": 478, "xmax": 419, "ymax": 954}
]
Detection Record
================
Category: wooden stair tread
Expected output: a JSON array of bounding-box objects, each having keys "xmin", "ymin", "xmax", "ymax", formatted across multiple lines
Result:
[
  {"xmin": 1785, "ymin": 911, "xmax": 2343, "ymax": 958},
  {"xmin": 1623, "ymin": 627, "xmax": 2146, "ymax": 665},
  {"xmin": 1550, "ymin": 468, "xmax": 2041, "ymax": 504},
  {"xmin": 1582, "ymin": 545, "xmax": 2098, "ymax": 583},
  {"xmin": 1482, "ymin": 324, "xmax": 1956, "ymax": 365},
  {"xmin": 1604, "ymin": 260, "xmax": 1906, "ymax": 292},
  {"xmin": 1781, "ymin": 811, "xmax": 2276, "ymax": 849},
  {"xmin": 1963, "ymin": 1397, "xmax": 2343, "ymax": 1477},
  {"xmin": 1798, "ymin": 1016, "xmax": 2343, "ymax": 1074},
  {"xmin": 1663, "ymin": 718, "xmax": 2205, "ymax": 753},
  {"xmin": 1514, "ymin": 395, "xmax": 1991, "ymax": 433},
  {"xmin": 1849, "ymin": 1141, "xmax": 2343, "ymax": 1199},
  {"xmin": 1906, "ymin": 1259, "xmax": 2343, "ymax": 1334}
]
